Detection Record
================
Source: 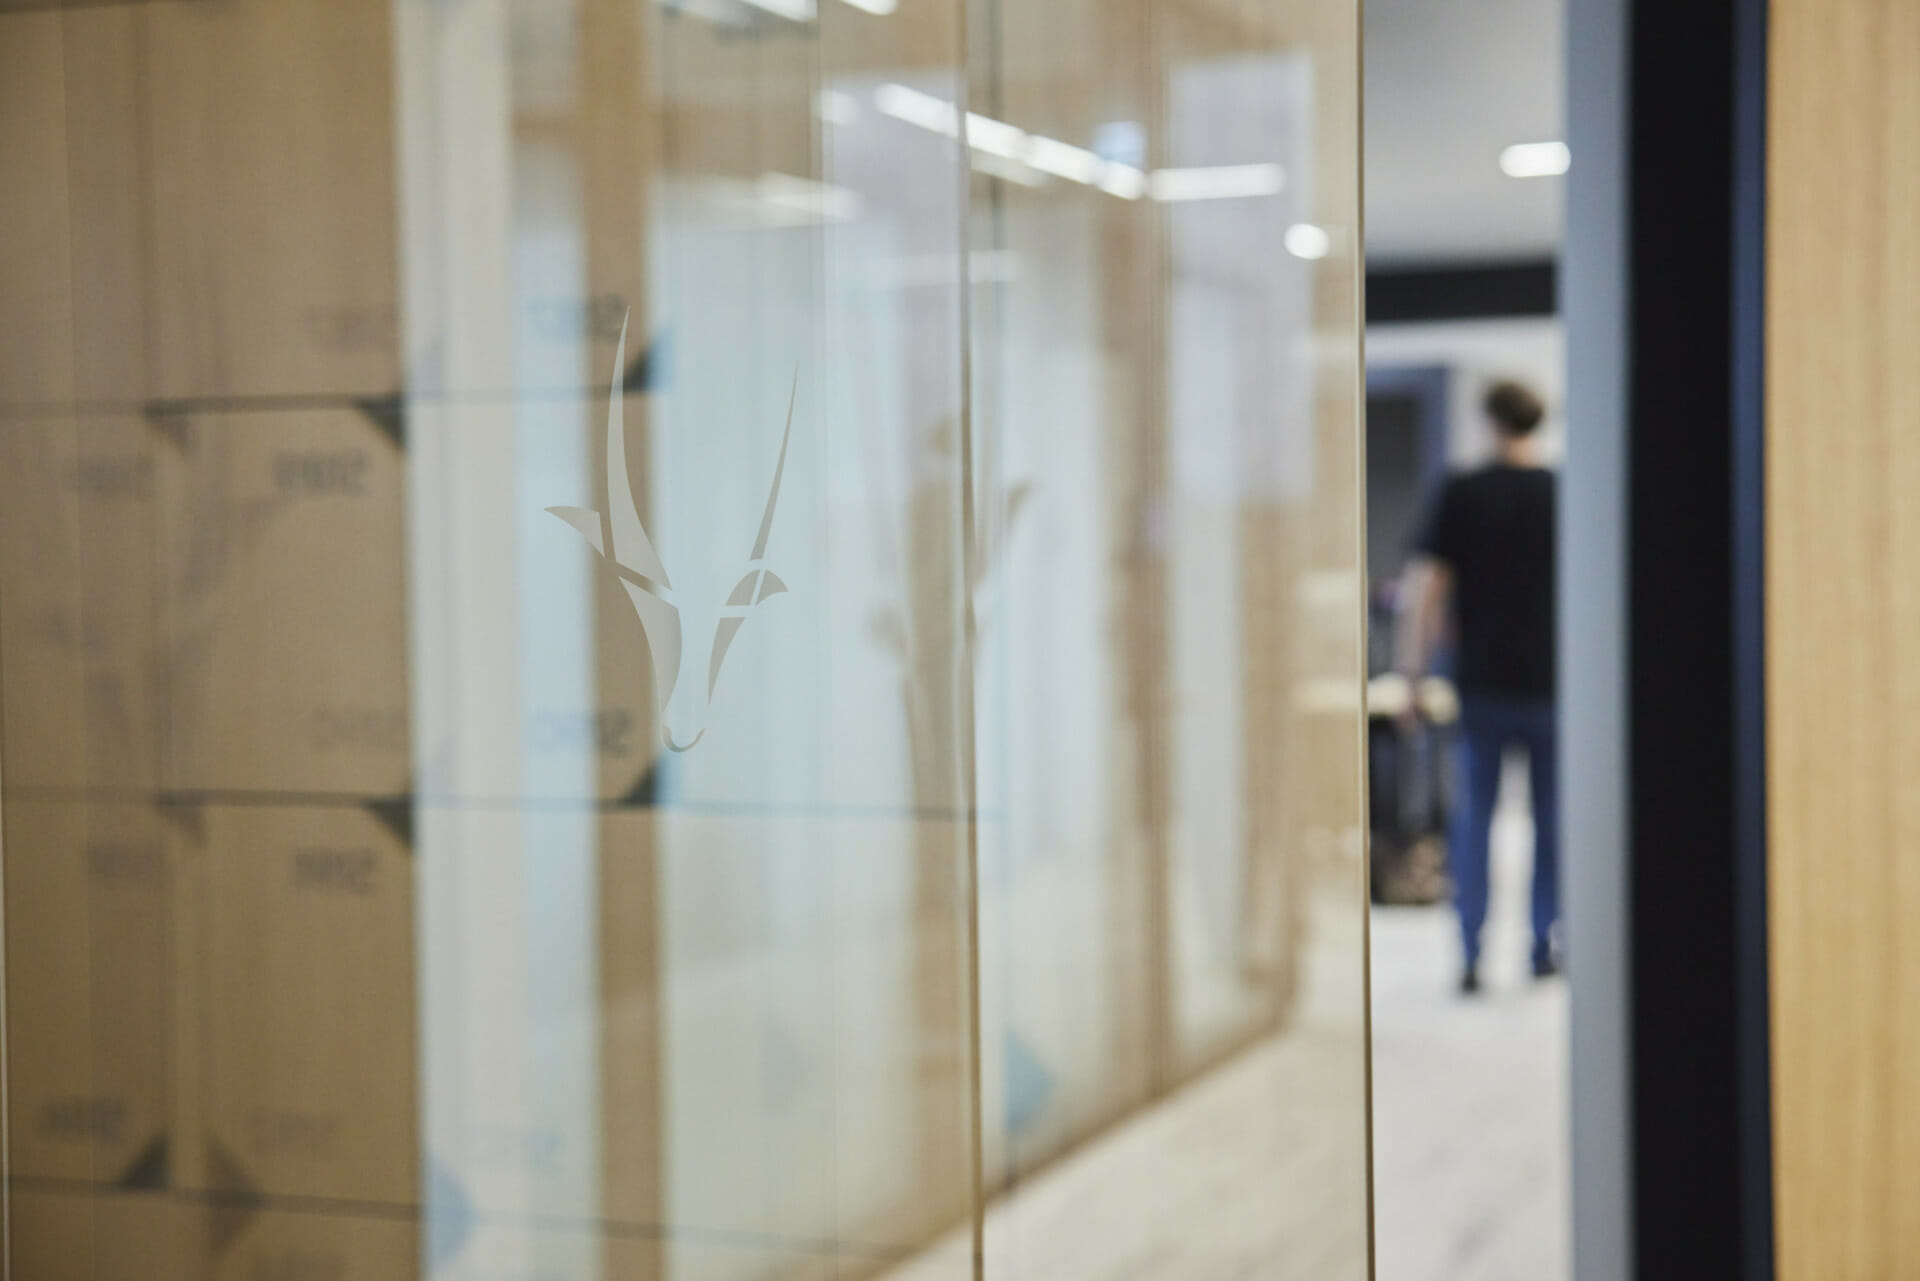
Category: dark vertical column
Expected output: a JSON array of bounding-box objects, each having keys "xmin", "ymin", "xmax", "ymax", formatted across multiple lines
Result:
[
  {"xmin": 1622, "ymin": 0, "xmax": 1773, "ymax": 1275},
  {"xmin": 1567, "ymin": 0, "xmax": 1774, "ymax": 1274},
  {"xmin": 1729, "ymin": 0, "xmax": 1774, "ymax": 1274},
  {"xmin": 1625, "ymin": 2, "xmax": 1739, "ymax": 1271}
]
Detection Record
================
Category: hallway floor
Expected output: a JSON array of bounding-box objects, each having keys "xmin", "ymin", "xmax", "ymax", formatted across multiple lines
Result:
[
  {"xmin": 1371, "ymin": 907, "xmax": 1570, "ymax": 1280},
  {"xmin": 1371, "ymin": 786, "xmax": 1572, "ymax": 1281},
  {"xmin": 879, "ymin": 797, "xmax": 1568, "ymax": 1281}
]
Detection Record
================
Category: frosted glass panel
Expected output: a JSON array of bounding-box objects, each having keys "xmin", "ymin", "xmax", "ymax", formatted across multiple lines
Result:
[
  {"xmin": 0, "ymin": 1, "xmax": 1366, "ymax": 1278},
  {"xmin": 964, "ymin": 2, "xmax": 1369, "ymax": 1276}
]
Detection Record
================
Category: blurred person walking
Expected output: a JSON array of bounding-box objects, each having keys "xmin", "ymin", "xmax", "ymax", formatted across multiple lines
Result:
[{"xmin": 1396, "ymin": 381, "xmax": 1558, "ymax": 994}]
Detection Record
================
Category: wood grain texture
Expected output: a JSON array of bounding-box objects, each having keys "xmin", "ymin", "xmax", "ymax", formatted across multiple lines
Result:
[{"xmin": 1768, "ymin": 1, "xmax": 1920, "ymax": 1275}]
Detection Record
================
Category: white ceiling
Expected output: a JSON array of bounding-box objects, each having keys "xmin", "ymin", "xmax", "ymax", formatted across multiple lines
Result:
[{"xmin": 1364, "ymin": 0, "xmax": 1566, "ymax": 266}]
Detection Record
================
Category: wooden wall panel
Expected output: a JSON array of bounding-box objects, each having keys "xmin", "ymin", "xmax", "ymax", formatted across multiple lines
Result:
[{"xmin": 1768, "ymin": 1, "xmax": 1920, "ymax": 1275}]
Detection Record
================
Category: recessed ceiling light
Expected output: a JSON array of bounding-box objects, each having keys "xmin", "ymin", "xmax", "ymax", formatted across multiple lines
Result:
[
  {"xmin": 1148, "ymin": 163, "xmax": 1285, "ymax": 202},
  {"xmin": 816, "ymin": 90, "xmax": 862, "ymax": 125},
  {"xmin": 872, "ymin": 89, "xmax": 1286, "ymax": 207},
  {"xmin": 964, "ymin": 111, "xmax": 1029, "ymax": 162},
  {"xmin": 875, "ymin": 83, "xmax": 958, "ymax": 136},
  {"xmin": 1099, "ymin": 165, "xmax": 1148, "ymax": 200},
  {"xmin": 1027, "ymin": 135, "xmax": 1106, "ymax": 185},
  {"xmin": 753, "ymin": 172, "xmax": 864, "ymax": 222},
  {"xmin": 1285, "ymin": 223, "xmax": 1332, "ymax": 260},
  {"xmin": 1500, "ymin": 141, "xmax": 1570, "ymax": 178},
  {"xmin": 841, "ymin": 0, "xmax": 897, "ymax": 11},
  {"xmin": 737, "ymin": 0, "xmax": 816, "ymax": 19}
]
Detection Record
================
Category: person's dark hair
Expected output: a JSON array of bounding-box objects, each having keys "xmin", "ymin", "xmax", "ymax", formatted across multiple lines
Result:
[{"xmin": 1484, "ymin": 380, "xmax": 1546, "ymax": 437}]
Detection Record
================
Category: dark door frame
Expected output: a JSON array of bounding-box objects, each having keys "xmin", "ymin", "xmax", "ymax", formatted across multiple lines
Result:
[{"xmin": 1564, "ymin": 0, "xmax": 1773, "ymax": 1276}]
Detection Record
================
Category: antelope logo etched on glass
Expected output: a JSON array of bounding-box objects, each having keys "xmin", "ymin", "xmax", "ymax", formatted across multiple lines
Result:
[{"xmin": 547, "ymin": 318, "xmax": 793, "ymax": 752}]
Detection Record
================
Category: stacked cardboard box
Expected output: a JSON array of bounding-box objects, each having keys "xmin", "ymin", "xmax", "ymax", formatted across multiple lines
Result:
[
  {"xmin": 143, "ymin": 0, "xmax": 402, "ymax": 404},
  {"xmin": 182, "ymin": 804, "xmax": 418, "ymax": 1207},
  {"xmin": 2, "ymin": 801, "xmax": 174, "ymax": 1189},
  {"xmin": 0, "ymin": 0, "xmax": 425, "ymax": 1273},
  {"xmin": 0, "ymin": 417, "xmax": 164, "ymax": 794},
  {"xmin": 7, "ymin": 1189, "xmax": 423, "ymax": 1281},
  {"xmin": 7, "ymin": 1190, "xmax": 211, "ymax": 1281},
  {"xmin": 155, "ymin": 410, "xmax": 410, "ymax": 799},
  {"xmin": 0, "ymin": 0, "xmax": 969, "ymax": 1278}
]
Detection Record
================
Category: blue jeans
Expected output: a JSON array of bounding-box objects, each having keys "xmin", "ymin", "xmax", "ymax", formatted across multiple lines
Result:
[{"xmin": 1452, "ymin": 695, "xmax": 1559, "ymax": 968}]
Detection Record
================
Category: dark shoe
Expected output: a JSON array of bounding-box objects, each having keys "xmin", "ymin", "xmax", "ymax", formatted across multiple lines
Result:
[
  {"xmin": 1459, "ymin": 965, "xmax": 1482, "ymax": 995},
  {"xmin": 1532, "ymin": 949, "xmax": 1562, "ymax": 980}
]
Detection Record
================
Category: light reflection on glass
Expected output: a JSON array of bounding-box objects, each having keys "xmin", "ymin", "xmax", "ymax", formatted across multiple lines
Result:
[{"xmin": 0, "ymin": 1, "xmax": 1366, "ymax": 1277}]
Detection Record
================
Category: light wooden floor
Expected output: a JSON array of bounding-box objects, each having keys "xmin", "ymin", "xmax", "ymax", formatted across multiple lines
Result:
[
  {"xmin": 1371, "ymin": 806, "xmax": 1571, "ymax": 1281},
  {"xmin": 879, "ymin": 778, "xmax": 1570, "ymax": 1281}
]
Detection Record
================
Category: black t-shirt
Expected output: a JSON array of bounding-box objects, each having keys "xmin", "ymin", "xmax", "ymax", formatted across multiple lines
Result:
[{"xmin": 1415, "ymin": 464, "xmax": 1556, "ymax": 699}]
